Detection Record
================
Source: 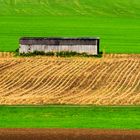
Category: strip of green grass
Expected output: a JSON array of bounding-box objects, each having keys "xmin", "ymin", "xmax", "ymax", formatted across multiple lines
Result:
[
  {"xmin": 1, "ymin": 16, "xmax": 140, "ymax": 53},
  {"xmin": 1, "ymin": 0, "xmax": 140, "ymax": 53},
  {"xmin": 0, "ymin": 106, "xmax": 139, "ymax": 129}
]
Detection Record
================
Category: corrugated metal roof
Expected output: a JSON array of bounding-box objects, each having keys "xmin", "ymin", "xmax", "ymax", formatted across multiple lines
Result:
[
  {"xmin": 20, "ymin": 37, "xmax": 100, "ymax": 45},
  {"xmin": 20, "ymin": 37, "xmax": 100, "ymax": 40}
]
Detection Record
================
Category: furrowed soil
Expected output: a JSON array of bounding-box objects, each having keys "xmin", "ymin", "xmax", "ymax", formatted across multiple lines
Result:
[
  {"xmin": 0, "ymin": 54, "xmax": 140, "ymax": 105},
  {"xmin": 0, "ymin": 129, "xmax": 140, "ymax": 140}
]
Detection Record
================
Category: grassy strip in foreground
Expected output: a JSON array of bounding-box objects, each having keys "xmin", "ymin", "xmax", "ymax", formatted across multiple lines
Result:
[{"xmin": 0, "ymin": 106, "xmax": 140, "ymax": 129}]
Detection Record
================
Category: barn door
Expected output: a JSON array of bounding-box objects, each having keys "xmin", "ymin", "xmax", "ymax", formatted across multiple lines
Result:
[{"xmin": 28, "ymin": 45, "xmax": 31, "ymax": 52}]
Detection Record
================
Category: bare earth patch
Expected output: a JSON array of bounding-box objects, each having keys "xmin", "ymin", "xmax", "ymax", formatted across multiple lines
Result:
[{"xmin": 0, "ymin": 128, "xmax": 140, "ymax": 140}]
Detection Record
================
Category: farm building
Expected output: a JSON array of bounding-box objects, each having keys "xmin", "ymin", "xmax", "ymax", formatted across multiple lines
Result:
[{"xmin": 19, "ymin": 37, "xmax": 100, "ymax": 55}]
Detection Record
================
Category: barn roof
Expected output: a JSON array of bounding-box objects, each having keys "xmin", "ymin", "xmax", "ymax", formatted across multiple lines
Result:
[
  {"xmin": 20, "ymin": 37, "xmax": 100, "ymax": 45},
  {"xmin": 20, "ymin": 37, "xmax": 99, "ymax": 39}
]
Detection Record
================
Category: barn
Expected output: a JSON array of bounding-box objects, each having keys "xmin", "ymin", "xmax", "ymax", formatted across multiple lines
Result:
[{"xmin": 19, "ymin": 37, "xmax": 100, "ymax": 55}]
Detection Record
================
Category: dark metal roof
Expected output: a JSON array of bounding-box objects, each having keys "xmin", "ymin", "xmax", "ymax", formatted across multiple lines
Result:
[
  {"xmin": 20, "ymin": 37, "xmax": 100, "ymax": 40},
  {"xmin": 20, "ymin": 37, "xmax": 100, "ymax": 45}
]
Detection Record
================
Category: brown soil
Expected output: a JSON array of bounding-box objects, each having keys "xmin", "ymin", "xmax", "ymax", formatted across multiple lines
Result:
[
  {"xmin": 0, "ymin": 54, "xmax": 140, "ymax": 105},
  {"xmin": 0, "ymin": 128, "xmax": 139, "ymax": 140}
]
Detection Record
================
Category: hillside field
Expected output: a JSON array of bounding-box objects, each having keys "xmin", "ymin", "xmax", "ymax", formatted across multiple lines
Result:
[
  {"xmin": 0, "ymin": 54, "xmax": 140, "ymax": 105},
  {"xmin": 0, "ymin": 1, "xmax": 140, "ymax": 132},
  {"xmin": 0, "ymin": 106, "xmax": 140, "ymax": 129},
  {"xmin": 0, "ymin": 0, "xmax": 140, "ymax": 53}
]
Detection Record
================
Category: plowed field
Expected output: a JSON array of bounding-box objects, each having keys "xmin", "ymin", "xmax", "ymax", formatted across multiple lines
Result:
[
  {"xmin": 0, "ymin": 129, "xmax": 140, "ymax": 140},
  {"xmin": 0, "ymin": 54, "xmax": 140, "ymax": 105}
]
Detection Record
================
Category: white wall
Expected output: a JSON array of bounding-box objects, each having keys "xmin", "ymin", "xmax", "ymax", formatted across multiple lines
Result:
[{"xmin": 19, "ymin": 45, "xmax": 98, "ymax": 55}]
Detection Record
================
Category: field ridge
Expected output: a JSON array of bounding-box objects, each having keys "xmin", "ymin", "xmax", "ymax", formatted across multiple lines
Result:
[{"xmin": 1, "ymin": 0, "xmax": 140, "ymax": 17}]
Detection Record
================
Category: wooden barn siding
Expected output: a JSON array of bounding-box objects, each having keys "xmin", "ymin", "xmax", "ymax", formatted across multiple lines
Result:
[{"xmin": 19, "ymin": 45, "xmax": 98, "ymax": 55}]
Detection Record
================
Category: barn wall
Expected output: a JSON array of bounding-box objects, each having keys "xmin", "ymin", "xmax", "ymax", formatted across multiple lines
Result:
[{"xmin": 19, "ymin": 45, "xmax": 98, "ymax": 55}]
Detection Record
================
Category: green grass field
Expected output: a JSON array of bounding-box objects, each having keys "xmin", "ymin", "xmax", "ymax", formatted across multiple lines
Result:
[
  {"xmin": 0, "ymin": 106, "xmax": 140, "ymax": 129},
  {"xmin": 0, "ymin": 0, "xmax": 140, "ymax": 53}
]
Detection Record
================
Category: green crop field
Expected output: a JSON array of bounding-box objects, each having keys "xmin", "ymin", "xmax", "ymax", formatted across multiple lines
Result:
[
  {"xmin": 0, "ymin": 0, "xmax": 140, "ymax": 53},
  {"xmin": 0, "ymin": 106, "xmax": 140, "ymax": 129}
]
